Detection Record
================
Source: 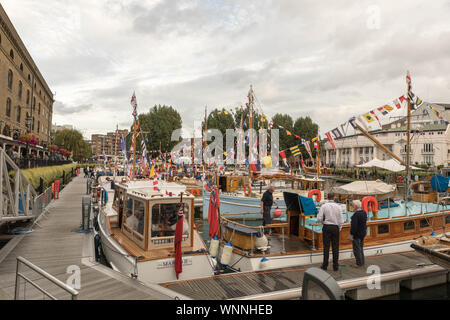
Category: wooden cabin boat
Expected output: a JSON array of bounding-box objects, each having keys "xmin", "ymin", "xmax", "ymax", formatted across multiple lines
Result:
[
  {"xmin": 94, "ymin": 177, "xmax": 216, "ymax": 284},
  {"xmin": 411, "ymin": 234, "xmax": 450, "ymax": 269},
  {"xmin": 202, "ymin": 175, "xmax": 326, "ymax": 220},
  {"xmin": 214, "ymin": 190, "xmax": 450, "ymax": 273},
  {"xmin": 411, "ymin": 181, "xmax": 438, "ymax": 203}
]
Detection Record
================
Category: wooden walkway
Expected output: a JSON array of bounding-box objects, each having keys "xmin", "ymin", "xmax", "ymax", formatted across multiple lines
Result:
[
  {"xmin": 161, "ymin": 251, "xmax": 439, "ymax": 300},
  {"xmin": 0, "ymin": 176, "xmax": 180, "ymax": 300}
]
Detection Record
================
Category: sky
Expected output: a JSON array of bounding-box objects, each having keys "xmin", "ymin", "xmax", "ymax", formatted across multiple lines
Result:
[{"xmin": 3, "ymin": 0, "xmax": 450, "ymax": 140}]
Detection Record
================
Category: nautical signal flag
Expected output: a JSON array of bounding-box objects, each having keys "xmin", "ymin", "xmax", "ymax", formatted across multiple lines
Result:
[
  {"xmin": 262, "ymin": 156, "xmax": 272, "ymax": 168},
  {"xmin": 363, "ymin": 113, "xmax": 374, "ymax": 123},
  {"xmin": 377, "ymin": 107, "xmax": 388, "ymax": 116},
  {"xmin": 325, "ymin": 132, "xmax": 336, "ymax": 152},
  {"xmin": 289, "ymin": 145, "xmax": 302, "ymax": 157},
  {"xmin": 279, "ymin": 151, "xmax": 287, "ymax": 159},
  {"xmin": 331, "ymin": 128, "xmax": 343, "ymax": 139},
  {"xmin": 250, "ymin": 162, "xmax": 261, "ymax": 172}
]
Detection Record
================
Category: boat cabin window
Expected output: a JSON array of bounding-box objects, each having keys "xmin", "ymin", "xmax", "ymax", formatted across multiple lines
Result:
[
  {"xmin": 122, "ymin": 196, "xmax": 147, "ymax": 248},
  {"xmin": 446, "ymin": 215, "xmax": 450, "ymax": 225},
  {"xmin": 377, "ymin": 224, "xmax": 389, "ymax": 235},
  {"xmin": 419, "ymin": 219, "xmax": 430, "ymax": 228},
  {"xmin": 403, "ymin": 221, "xmax": 415, "ymax": 231},
  {"xmin": 151, "ymin": 203, "xmax": 190, "ymax": 239}
]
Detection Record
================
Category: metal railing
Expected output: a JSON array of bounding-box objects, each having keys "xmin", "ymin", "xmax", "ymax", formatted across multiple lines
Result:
[{"xmin": 14, "ymin": 256, "xmax": 79, "ymax": 300}]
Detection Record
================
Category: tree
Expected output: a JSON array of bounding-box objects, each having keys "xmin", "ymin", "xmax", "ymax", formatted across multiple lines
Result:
[
  {"xmin": 54, "ymin": 129, "xmax": 92, "ymax": 160},
  {"xmin": 272, "ymin": 113, "xmax": 296, "ymax": 152},
  {"xmin": 293, "ymin": 116, "xmax": 319, "ymax": 161},
  {"xmin": 135, "ymin": 104, "xmax": 182, "ymax": 153}
]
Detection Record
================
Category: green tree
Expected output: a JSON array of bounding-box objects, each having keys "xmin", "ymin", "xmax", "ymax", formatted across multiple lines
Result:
[
  {"xmin": 54, "ymin": 129, "xmax": 91, "ymax": 160},
  {"xmin": 293, "ymin": 116, "xmax": 319, "ymax": 159},
  {"xmin": 272, "ymin": 113, "xmax": 296, "ymax": 152},
  {"xmin": 135, "ymin": 104, "xmax": 182, "ymax": 153}
]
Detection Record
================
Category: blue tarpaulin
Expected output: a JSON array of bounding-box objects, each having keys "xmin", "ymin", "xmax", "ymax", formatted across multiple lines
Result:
[
  {"xmin": 299, "ymin": 195, "xmax": 318, "ymax": 216},
  {"xmin": 430, "ymin": 174, "xmax": 449, "ymax": 193}
]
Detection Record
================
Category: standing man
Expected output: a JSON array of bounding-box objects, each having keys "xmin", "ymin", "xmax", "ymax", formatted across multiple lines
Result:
[
  {"xmin": 349, "ymin": 200, "xmax": 367, "ymax": 267},
  {"xmin": 260, "ymin": 185, "xmax": 275, "ymax": 236},
  {"xmin": 317, "ymin": 193, "xmax": 344, "ymax": 271}
]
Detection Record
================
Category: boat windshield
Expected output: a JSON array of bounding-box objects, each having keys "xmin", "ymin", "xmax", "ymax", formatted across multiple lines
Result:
[{"xmin": 151, "ymin": 203, "xmax": 190, "ymax": 238}]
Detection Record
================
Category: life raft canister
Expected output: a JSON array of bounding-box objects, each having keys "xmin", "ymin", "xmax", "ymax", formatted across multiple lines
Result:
[
  {"xmin": 308, "ymin": 189, "xmax": 322, "ymax": 202},
  {"xmin": 362, "ymin": 196, "xmax": 379, "ymax": 215},
  {"xmin": 243, "ymin": 184, "xmax": 252, "ymax": 197}
]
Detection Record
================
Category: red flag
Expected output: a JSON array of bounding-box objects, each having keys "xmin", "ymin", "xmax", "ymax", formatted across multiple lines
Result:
[
  {"xmin": 399, "ymin": 95, "xmax": 407, "ymax": 104},
  {"xmin": 208, "ymin": 188, "xmax": 220, "ymax": 238},
  {"xmin": 279, "ymin": 151, "xmax": 286, "ymax": 159},
  {"xmin": 174, "ymin": 211, "xmax": 184, "ymax": 279},
  {"xmin": 325, "ymin": 132, "xmax": 336, "ymax": 152}
]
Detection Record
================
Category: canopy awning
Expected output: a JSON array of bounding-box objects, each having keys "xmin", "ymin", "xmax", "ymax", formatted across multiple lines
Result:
[
  {"xmin": 356, "ymin": 158, "xmax": 420, "ymax": 172},
  {"xmin": 332, "ymin": 180, "xmax": 396, "ymax": 196}
]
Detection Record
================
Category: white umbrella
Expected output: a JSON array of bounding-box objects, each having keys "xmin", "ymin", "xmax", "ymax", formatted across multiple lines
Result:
[{"xmin": 356, "ymin": 158, "xmax": 420, "ymax": 172}]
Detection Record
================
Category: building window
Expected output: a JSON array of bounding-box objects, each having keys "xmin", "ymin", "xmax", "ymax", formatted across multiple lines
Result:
[
  {"xmin": 9, "ymin": 49, "xmax": 14, "ymax": 59},
  {"xmin": 6, "ymin": 98, "xmax": 11, "ymax": 117},
  {"xmin": 423, "ymin": 143, "xmax": 433, "ymax": 153},
  {"xmin": 16, "ymin": 106, "xmax": 21, "ymax": 123},
  {"xmin": 37, "ymin": 120, "xmax": 40, "ymax": 133},
  {"xmin": 404, "ymin": 221, "xmax": 415, "ymax": 231},
  {"xmin": 7, "ymin": 69, "xmax": 13, "ymax": 89},
  {"xmin": 26, "ymin": 90, "xmax": 30, "ymax": 105},
  {"xmin": 20, "ymin": 63, "xmax": 23, "ymax": 72},
  {"xmin": 446, "ymin": 215, "xmax": 450, "ymax": 224},
  {"xmin": 28, "ymin": 74, "xmax": 30, "ymax": 82},
  {"xmin": 38, "ymin": 103, "xmax": 41, "ymax": 115},
  {"xmin": 378, "ymin": 224, "xmax": 389, "ymax": 234},
  {"xmin": 18, "ymin": 81, "xmax": 22, "ymax": 99},
  {"xmin": 32, "ymin": 117, "xmax": 35, "ymax": 131}
]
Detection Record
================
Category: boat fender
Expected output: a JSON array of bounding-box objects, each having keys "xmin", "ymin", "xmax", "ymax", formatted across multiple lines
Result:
[
  {"xmin": 255, "ymin": 233, "xmax": 268, "ymax": 250},
  {"xmin": 260, "ymin": 257, "xmax": 269, "ymax": 269},
  {"xmin": 209, "ymin": 236, "xmax": 220, "ymax": 257},
  {"xmin": 308, "ymin": 189, "xmax": 321, "ymax": 202},
  {"xmin": 221, "ymin": 242, "xmax": 233, "ymax": 266}
]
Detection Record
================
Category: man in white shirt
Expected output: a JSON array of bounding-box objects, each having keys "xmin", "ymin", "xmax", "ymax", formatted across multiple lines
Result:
[{"xmin": 317, "ymin": 193, "xmax": 344, "ymax": 271}]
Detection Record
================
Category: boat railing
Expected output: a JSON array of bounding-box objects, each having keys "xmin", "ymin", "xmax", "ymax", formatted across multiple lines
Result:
[{"xmin": 14, "ymin": 256, "xmax": 79, "ymax": 300}]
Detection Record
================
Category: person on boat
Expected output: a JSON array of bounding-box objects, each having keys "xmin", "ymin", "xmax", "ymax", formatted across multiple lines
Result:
[
  {"xmin": 260, "ymin": 185, "xmax": 275, "ymax": 236},
  {"xmin": 349, "ymin": 200, "xmax": 367, "ymax": 268},
  {"xmin": 317, "ymin": 193, "xmax": 344, "ymax": 271}
]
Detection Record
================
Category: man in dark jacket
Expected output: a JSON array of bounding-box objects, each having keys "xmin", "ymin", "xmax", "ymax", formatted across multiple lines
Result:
[
  {"xmin": 350, "ymin": 200, "xmax": 367, "ymax": 267},
  {"xmin": 260, "ymin": 185, "xmax": 275, "ymax": 235}
]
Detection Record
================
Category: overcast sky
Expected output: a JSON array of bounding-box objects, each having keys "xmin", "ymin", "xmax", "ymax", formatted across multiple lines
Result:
[{"xmin": 3, "ymin": 0, "xmax": 450, "ymax": 139}]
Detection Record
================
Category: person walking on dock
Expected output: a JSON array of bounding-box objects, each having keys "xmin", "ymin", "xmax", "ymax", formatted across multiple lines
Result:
[
  {"xmin": 349, "ymin": 200, "xmax": 367, "ymax": 267},
  {"xmin": 260, "ymin": 185, "xmax": 275, "ymax": 236},
  {"xmin": 317, "ymin": 193, "xmax": 344, "ymax": 271}
]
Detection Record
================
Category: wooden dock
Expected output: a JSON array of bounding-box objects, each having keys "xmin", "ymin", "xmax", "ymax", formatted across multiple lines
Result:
[
  {"xmin": 161, "ymin": 251, "xmax": 448, "ymax": 300},
  {"xmin": 0, "ymin": 176, "xmax": 183, "ymax": 300}
]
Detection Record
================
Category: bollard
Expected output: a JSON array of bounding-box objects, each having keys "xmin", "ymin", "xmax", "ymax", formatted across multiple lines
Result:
[
  {"xmin": 51, "ymin": 182, "xmax": 55, "ymax": 199},
  {"xmin": 81, "ymin": 195, "xmax": 92, "ymax": 230}
]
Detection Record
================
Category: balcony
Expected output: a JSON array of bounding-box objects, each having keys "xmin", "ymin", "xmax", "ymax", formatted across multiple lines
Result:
[
  {"xmin": 400, "ymin": 149, "xmax": 413, "ymax": 154},
  {"xmin": 421, "ymin": 149, "xmax": 435, "ymax": 155}
]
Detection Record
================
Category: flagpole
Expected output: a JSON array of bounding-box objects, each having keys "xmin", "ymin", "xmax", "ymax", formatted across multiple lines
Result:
[
  {"xmin": 316, "ymin": 129, "xmax": 320, "ymax": 182},
  {"xmin": 114, "ymin": 124, "xmax": 118, "ymax": 180},
  {"xmin": 248, "ymin": 85, "xmax": 254, "ymax": 180}
]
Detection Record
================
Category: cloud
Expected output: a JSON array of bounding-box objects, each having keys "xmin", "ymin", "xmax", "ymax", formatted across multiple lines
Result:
[{"xmin": 2, "ymin": 0, "xmax": 450, "ymax": 139}]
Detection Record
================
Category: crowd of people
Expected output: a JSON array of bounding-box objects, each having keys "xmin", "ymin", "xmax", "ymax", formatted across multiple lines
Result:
[{"xmin": 5, "ymin": 145, "xmax": 70, "ymax": 169}]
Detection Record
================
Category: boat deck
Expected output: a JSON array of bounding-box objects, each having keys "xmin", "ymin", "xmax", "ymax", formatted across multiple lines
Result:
[
  {"xmin": 161, "ymin": 251, "xmax": 438, "ymax": 300},
  {"xmin": 0, "ymin": 176, "xmax": 182, "ymax": 300}
]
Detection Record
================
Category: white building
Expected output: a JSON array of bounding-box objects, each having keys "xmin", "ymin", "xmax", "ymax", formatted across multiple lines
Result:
[{"xmin": 323, "ymin": 102, "xmax": 450, "ymax": 168}]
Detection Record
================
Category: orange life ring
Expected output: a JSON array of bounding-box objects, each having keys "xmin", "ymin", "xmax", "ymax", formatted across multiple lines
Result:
[
  {"xmin": 190, "ymin": 188, "xmax": 201, "ymax": 197},
  {"xmin": 243, "ymin": 184, "xmax": 252, "ymax": 196},
  {"xmin": 362, "ymin": 196, "xmax": 378, "ymax": 214},
  {"xmin": 308, "ymin": 189, "xmax": 321, "ymax": 202}
]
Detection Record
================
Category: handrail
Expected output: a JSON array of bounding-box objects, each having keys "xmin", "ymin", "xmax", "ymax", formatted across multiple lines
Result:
[{"xmin": 15, "ymin": 256, "xmax": 79, "ymax": 300}]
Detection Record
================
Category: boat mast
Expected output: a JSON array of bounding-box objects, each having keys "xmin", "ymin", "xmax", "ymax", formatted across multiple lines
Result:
[
  {"xmin": 248, "ymin": 85, "xmax": 254, "ymax": 180},
  {"xmin": 405, "ymin": 71, "xmax": 412, "ymax": 215},
  {"xmin": 203, "ymin": 106, "xmax": 207, "ymax": 174},
  {"xmin": 316, "ymin": 129, "xmax": 320, "ymax": 182}
]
